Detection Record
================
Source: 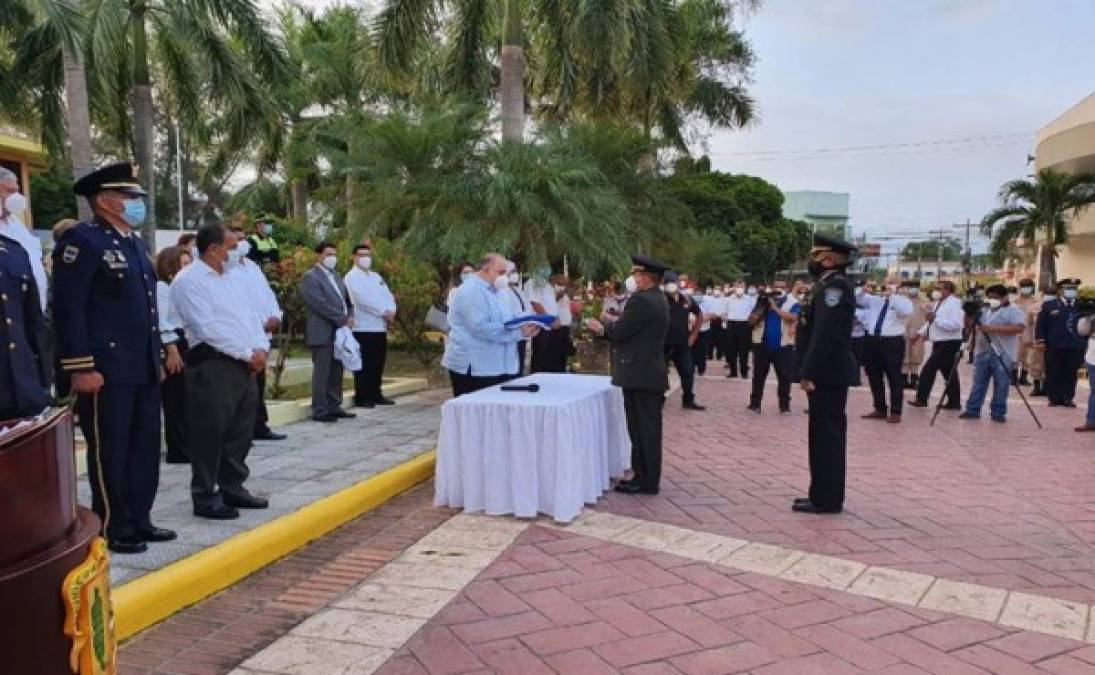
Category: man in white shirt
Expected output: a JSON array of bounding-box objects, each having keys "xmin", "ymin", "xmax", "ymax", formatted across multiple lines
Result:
[
  {"xmin": 722, "ymin": 280, "xmax": 756, "ymax": 378},
  {"xmin": 0, "ymin": 168, "xmax": 47, "ymax": 312},
  {"xmin": 524, "ymin": 268, "xmax": 563, "ymax": 373},
  {"xmin": 858, "ymin": 278, "xmax": 914, "ymax": 423},
  {"xmin": 502, "ymin": 261, "xmax": 530, "ymax": 376},
  {"xmin": 229, "ymin": 225, "xmax": 286, "ymax": 441},
  {"xmin": 344, "ymin": 242, "xmax": 397, "ymax": 407},
  {"xmin": 692, "ymin": 287, "xmax": 718, "ymax": 376},
  {"xmin": 909, "ymin": 279, "xmax": 965, "ymax": 409},
  {"xmin": 171, "ymin": 224, "xmax": 271, "ymax": 519}
]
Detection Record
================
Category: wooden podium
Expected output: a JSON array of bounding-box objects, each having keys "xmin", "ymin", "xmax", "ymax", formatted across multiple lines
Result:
[{"xmin": 0, "ymin": 408, "xmax": 115, "ymax": 674}]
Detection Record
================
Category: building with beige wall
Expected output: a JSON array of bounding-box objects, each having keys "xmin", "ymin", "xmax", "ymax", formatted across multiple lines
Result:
[
  {"xmin": 0, "ymin": 125, "xmax": 47, "ymax": 225},
  {"xmin": 1033, "ymin": 92, "xmax": 1095, "ymax": 286}
]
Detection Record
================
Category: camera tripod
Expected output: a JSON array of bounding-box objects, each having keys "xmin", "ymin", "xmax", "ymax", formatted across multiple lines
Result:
[{"xmin": 929, "ymin": 319, "xmax": 1043, "ymax": 428}]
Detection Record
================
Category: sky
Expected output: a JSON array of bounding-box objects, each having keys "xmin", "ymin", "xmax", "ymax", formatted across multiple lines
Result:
[{"xmin": 269, "ymin": 0, "xmax": 1095, "ymax": 253}]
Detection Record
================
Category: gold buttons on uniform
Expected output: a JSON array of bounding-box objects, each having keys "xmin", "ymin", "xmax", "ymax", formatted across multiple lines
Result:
[
  {"xmin": 8, "ymin": 342, "xmax": 15, "ymax": 350},
  {"xmin": 109, "ymin": 342, "xmax": 116, "ymax": 348},
  {"xmin": 5, "ymin": 318, "xmax": 11, "ymax": 326},
  {"xmin": 1, "ymin": 294, "xmax": 7, "ymax": 301}
]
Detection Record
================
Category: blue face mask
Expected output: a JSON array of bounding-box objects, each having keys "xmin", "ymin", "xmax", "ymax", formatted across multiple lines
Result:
[
  {"xmin": 122, "ymin": 198, "xmax": 147, "ymax": 227},
  {"xmin": 263, "ymin": 223, "xmax": 274, "ymax": 235}
]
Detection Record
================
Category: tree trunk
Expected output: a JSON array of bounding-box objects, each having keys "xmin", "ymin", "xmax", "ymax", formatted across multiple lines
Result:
[
  {"xmin": 130, "ymin": 8, "xmax": 157, "ymax": 246},
  {"xmin": 291, "ymin": 178, "xmax": 308, "ymax": 225},
  {"xmin": 1038, "ymin": 244, "xmax": 1057, "ymax": 293},
  {"xmin": 62, "ymin": 48, "xmax": 94, "ymax": 222},
  {"xmin": 499, "ymin": 0, "xmax": 525, "ymax": 143},
  {"xmin": 346, "ymin": 174, "xmax": 361, "ymax": 231}
]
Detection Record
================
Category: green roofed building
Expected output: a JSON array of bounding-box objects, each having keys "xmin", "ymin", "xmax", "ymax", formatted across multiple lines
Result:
[{"xmin": 782, "ymin": 190, "xmax": 850, "ymax": 241}]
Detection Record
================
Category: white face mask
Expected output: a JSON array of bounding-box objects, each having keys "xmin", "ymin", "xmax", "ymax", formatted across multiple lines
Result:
[
  {"xmin": 553, "ymin": 284, "xmax": 566, "ymax": 293},
  {"xmin": 1020, "ymin": 286, "xmax": 1034, "ymax": 296},
  {"xmin": 1007, "ymin": 293, "xmax": 1019, "ymax": 303},
  {"xmin": 733, "ymin": 288, "xmax": 744, "ymax": 297},
  {"xmin": 907, "ymin": 289, "xmax": 919, "ymax": 297},
  {"xmin": 235, "ymin": 239, "xmax": 252, "ymax": 258},
  {"xmin": 713, "ymin": 290, "xmax": 724, "ymax": 297},
  {"xmin": 356, "ymin": 255, "xmax": 372, "ymax": 270},
  {"xmin": 1063, "ymin": 288, "xmax": 1079, "ymax": 299},
  {"xmin": 854, "ymin": 287, "xmax": 865, "ymax": 297},
  {"xmin": 226, "ymin": 248, "xmax": 243, "ymax": 266},
  {"xmin": 665, "ymin": 283, "xmax": 679, "ymax": 294},
  {"xmin": 322, "ymin": 255, "xmax": 338, "ymax": 271},
  {"xmin": 508, "ymin": 272, "xmax": 519, "ymax": 285},
  {"xmin": 625, "ymin": 275, "xmax": 639, "ymax": 293},
  {"xmin": 988, "ymin": 298, "xmax": 1002, "ymax": 309},
  {"xmin": 459, "ymin": 271, "xmax": 472, "ymax": 284},
  {"xmin": 493, "ymin": 274, "xmax": 509, "ymax": 290},
  {"xmin": 4, "ymin": 192, "xmax": 27, "ymax": 215},
  {"xmin": 746, "ymin": 287, "xmax": 757, "ymax": 296},
  {"xmin": 931, "ymin": 290, "xmax": 942, "ymax": 301}
]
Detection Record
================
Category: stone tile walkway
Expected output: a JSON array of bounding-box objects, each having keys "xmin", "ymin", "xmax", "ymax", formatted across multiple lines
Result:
[{"xmin": 96, "ymin": 389, "xmax": 447, "ymax": 586}]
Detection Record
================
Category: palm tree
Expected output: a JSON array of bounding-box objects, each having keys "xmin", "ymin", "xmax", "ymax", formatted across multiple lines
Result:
[
  {"xmin": 79, "ymin": 0, "xmax": 289, "ymax": 243},
  {"xmin": 1, "ymin": 0, "xmax": 94, "ymax": 220},
  {"xmin": 982, "ymin": 168, "xmax": 1095, "ymax": 291}
]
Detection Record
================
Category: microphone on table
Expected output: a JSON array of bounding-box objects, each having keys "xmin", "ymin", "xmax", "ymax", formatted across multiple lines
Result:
[{"xmin": 500, "ymin": 384, "xmax": 540, "ymax": 393}]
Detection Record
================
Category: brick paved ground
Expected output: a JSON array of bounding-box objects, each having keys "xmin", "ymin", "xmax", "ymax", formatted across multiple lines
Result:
[{"xmin": 376, "ymin": 525, "xmax": 1095, "ymax": 675}]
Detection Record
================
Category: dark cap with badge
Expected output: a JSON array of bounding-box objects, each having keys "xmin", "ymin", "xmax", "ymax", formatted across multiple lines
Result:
[
  {"xmin": 631, "ymin": 254, "xmax": 670, "ymax": 278},
  {"xmin": 810, "ymin": 233, "xmax": 858, "ymax": 256},
  {"xmin": 1058, "ymin": 278, "xmax": 1082, "ymax": 287},
  {"xmin": 73, "ymin": 162, "xmax": 146, "ymax": 198}
]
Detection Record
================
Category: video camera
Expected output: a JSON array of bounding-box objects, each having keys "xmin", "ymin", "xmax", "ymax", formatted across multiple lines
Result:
[{"xmin": 962, "ymin": 299, "xmax": 987, "ymax": 318}]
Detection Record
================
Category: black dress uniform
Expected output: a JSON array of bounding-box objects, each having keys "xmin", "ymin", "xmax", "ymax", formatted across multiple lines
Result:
[
  {"xmin": 52, "ymin": 163, "xmax": 170, "ymax": 553},
  {"xmin": 1036, "ymin": 279, "xmax": 1086, "ymax": 407},
  {"xmin": 663, "ymin": 273, "xmax": 704, "ymax": 410},
  {"xmin": 602, "ymin": 255, "xmax": 670, "ymax": 494},
  {"xmin": 0, "ymin": 234, "xmax": 49, "ymax": 419},
  {"xmin": 794, "ymin": 235, "xmax": 858, "ymax": 513}
]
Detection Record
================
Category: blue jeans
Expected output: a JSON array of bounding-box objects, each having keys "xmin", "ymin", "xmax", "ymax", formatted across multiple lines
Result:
[
  {"xmin": 965, "ymin": 351, "xmax": 1012, "ymax": 419},
  {"xmin": 1087, "ymin": 364, "xmax": 1095, "ymax": 425}
]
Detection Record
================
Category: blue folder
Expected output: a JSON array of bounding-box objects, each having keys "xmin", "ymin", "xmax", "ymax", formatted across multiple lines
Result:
[{"xmin": 504, "ymin": 314, "xmax": 557, "ymax": 329}]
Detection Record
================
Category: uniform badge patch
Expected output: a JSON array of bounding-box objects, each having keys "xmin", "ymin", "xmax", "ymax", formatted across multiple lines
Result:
[
  {"xmin": 62, "ymin": 245, "xmax": 79, "ymax": 264},
  {"xmin": 824, "ymin": 288, "xmax": 843, "ymax": 307}
]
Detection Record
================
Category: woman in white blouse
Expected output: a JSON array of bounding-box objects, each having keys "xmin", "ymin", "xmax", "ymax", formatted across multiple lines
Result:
[{"xmin": 155, "ymin": 245, "xmax": 192, "ymax": 463}]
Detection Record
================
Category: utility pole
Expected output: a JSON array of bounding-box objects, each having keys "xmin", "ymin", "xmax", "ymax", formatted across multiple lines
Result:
[{"xmin": 962, "ymin": 218, "xmax": 972, "ymax": 287}]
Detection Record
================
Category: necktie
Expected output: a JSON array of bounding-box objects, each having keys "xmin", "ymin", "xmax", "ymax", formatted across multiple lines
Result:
[{"xmin": 873, "ymin": 298, "xmax": 890, "ymax": 336}]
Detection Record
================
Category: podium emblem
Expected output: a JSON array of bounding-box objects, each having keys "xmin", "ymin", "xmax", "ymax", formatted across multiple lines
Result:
[{"xmin": 62, "ymin": 538, "xmax": 116, "ymax": 674}]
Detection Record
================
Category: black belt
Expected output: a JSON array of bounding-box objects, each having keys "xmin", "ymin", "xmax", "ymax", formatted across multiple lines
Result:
[{"xmin": 184, "ymin": 342, "xmax": 249, "ymax": 369}]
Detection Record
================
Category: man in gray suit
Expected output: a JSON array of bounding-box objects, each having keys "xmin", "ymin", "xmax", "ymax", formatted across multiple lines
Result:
[
  {"xmin": 586, "ymin": 254, "xmax": 671, "ymax": 495},
  {"xmin": 300, "ymin": 241, "xmax": 356, "ymax": 422}
]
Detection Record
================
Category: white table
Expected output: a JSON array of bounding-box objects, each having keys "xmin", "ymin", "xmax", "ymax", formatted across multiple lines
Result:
[{"xmin": 434, "ymin": 373, "xmax": 631, "ymax": 522}]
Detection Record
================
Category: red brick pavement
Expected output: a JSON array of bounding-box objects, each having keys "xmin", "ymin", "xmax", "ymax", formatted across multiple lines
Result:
[
  {"xmin": 117, "ymin": 484, "xmax": 456, "ymax": 675},
  {"xmin": 595, "ymin": 374, "xmax": 1095, "ymax": 604},
  {"xmin": 377, "ymin": 525, "xmax": 1095, "ymax": 674}
]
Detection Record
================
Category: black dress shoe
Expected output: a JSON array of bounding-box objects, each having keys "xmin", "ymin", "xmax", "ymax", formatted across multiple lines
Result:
[
  {"xmin": 138, "ymin": 526, "xmax": 178, "ymax": 542},
  {"xmin": 374, "ymin": 397, "xmax": 396, "ymax": 406},
  {"xmin": 108, "ymin": 538, "xmax": 148, "ymax": 554},
  {"xmin": 165, "ymin": 455, "xmax": 190, "ymax": 464},
  {"xmin": 223, "ymin": 491, "xmax": 269, "ymax": 509},
  {"xmin": 792, "ymin": 500, "xmax": 842, "ymax": 514},
  {"xmin": 194, "ymin": 503, "xmax": 240, "ymax": 520},
  {"xmin": 907, "ymin": 399, "xmax": 928, "ymax": 408},
  {"xmin": 793, "ymin": 497, "xmax": 811, "ymax": 505},
  {"xmin": 683, "ymin": 401, "xmax": 706, "ymax": 411},
  {"xmin": 253, "ymin": 429, "xmax": 287, "ymax": 441},
  {"xmin": 313, "ymin": 414, "xmax": 338, "ymax": 422},
  {"xmin": 614, "ymin": 483, "xmax": 659, "ymax": 495},
  {"xmin": 941, "ymin": 403, "xmax": 961, "ymax": 411},
  {"xmin": 354, "ymin": 400, "xmax": 375, "ymax": 409},
  {"xmin": 334, "ymin": 411, "xmax": 357, "ymax": 419}
]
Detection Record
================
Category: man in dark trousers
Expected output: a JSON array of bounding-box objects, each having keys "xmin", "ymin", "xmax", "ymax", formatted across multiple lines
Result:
[
  {"xmin": 1036, "ymin": 278, "xmax": 1086, "ymax": 407},
  {"xmin": 586, "ymin": 255, "xmax": 670, "ymax": 495},
  {"xmin": 52, "ymin": 162, "xmax": 176, "ymax": 552},
  {"xmin": 663, "ymin": 271, "xmax": 705, "ymax": 411},
  {"xmin": 794, "ymin": 234, "xmax": 858, "ymax": 514},
  {"xmin": 0, "ymin": 233, "xmax": 48, "ymax": 420}
]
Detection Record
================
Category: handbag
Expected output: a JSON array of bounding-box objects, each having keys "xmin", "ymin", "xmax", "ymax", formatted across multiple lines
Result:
[{"xmin": 425, "ymin": 304, "xmax": 450, "ymax": 334}]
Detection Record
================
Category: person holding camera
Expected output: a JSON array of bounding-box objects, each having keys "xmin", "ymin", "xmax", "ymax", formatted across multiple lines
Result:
[
  {"xmin": 908, "ymin": 280, "xmax": 965, "ymax": 409},
  {"xmin": 1076, "ymin": 313, "xmax": 1094, "ymax": 433},
  {"xmin": 958, "ymin": 285, "xmax": 1026, "ymax": 423},
  {"xmin": 746, "ymin": 280, "xmax": 801, "ymax": 414},
  {"xmin": 1036, "ymin": 278, "xmax": 1087, "ymax": 408},
  {"xmin": 858, "ymin": 277, "xmax": 914, "ymax": 423}
]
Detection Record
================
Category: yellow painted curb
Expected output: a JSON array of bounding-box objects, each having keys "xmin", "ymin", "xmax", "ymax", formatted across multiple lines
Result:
[{"xmin": 112, "ymin": 450, "xmax": 437, "ymax": 640}]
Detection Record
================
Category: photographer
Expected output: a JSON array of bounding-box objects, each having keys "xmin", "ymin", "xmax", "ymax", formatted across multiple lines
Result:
[
  {"xmin": 746, "ymin": 280, "xmax": 801, "ymax": 414},
  {"xmin": 958, "ymin": 285, "xmax": 1025, "ymax": 423},
  {"xmin": 1077, "ymin": 312, "xmax": 1094, "ymax": 433},
  {"xmin": 909, "ymin": 280, "xmax": 965, "ymax": 409},
  {"xmin": 1036, "ymin": 278, "xmax": 1087, "ymax": 407}
]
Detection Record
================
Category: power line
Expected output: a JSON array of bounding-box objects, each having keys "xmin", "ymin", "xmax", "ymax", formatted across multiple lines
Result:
[{"xmin": 706, "ymin": 132, "xmax": 1032, "ymax": 159}]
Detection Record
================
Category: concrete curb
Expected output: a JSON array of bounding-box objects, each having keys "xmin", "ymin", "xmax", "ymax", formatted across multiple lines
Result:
[{"xmin": 112, "ymin": 450, "xmax": 437, "ymax": 640}]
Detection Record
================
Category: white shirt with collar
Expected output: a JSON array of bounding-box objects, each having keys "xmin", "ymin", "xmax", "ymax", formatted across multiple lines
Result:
[
  {"xmin": 344, "ymin": 266, "xmax": 396, "ymax": 333},
  {"xmin": 156, "ymin": 279, "xmax": 184, "ymax": 345},
  {"xmin": 503, "ymin": 283, "xmax": 532, "ymax": 341},
  {"xmin": 556, "ymin": 294, "xmax": 573, "ymax": 327},
  {"xmin": 230, "ymin": 258, "xmax": 282, "ymax": 331},
  {"xmin": 858, "ymin": 292, "xmax": 913, "ymax": 337},
  {"xmin": 523, "ymin": 278, "xmax": 558, "ymax": 316},
  {"xmin": 171, "ymin": 259, "xmax": 270, "ymax": 361},
  {"xmin": 0, "ymin": 214, "xmax": 47, "ymax": 311},
  {"xmin": 318, "ymin": 265, "xmax": 347, "ymax": 314},
  {"xmin": 723, "ymin": 293, "xmax": 757, "ymax": 321},
  {"xmin": 919, "ymin": 294, "xmax": 965, "ymax": 342}
]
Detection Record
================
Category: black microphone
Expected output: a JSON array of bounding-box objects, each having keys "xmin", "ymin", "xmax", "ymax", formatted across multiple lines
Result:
[{"xmin": 500, "ymin": 384, "xmax": 540, "ymax": 393}]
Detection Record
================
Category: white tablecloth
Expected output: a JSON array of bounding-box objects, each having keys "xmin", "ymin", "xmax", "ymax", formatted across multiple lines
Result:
[{"xmin": 434, "ymin": 373, "xmax": 631, "ymax": 522}]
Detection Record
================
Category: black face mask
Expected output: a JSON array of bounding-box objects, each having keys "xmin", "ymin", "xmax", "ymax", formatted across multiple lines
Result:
[{"xmin": 807, "ymin": 261, "xmax": 826, "ymax": 277}]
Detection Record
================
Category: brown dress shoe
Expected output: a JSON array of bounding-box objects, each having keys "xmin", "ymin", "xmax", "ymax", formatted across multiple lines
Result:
[
  {"xmin": 887, "ymin": 414, "xmax": 901, "ymax": 424},
  {"xmin": 861, "ymin": 410, "xmax": 887, "ymax": 420}
]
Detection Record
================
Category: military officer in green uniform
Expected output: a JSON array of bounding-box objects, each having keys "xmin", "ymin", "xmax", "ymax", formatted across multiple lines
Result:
[
  {"xmin": 794, "ymin": 234, "xmax": 858, "ymax": 514},
  {"xmin": 586, "ymin": 255, "xmax": 671, "ymax": 495}
]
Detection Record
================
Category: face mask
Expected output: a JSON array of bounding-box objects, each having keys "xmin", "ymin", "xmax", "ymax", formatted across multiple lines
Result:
[
  {"xmin": 1020, "ymin": 286, "xmax": 1034, "ymax": 296},
  {"xmin": 1008, "ymin": 293, "xmax": 1019, "ymax": 303},
  {"xmin": 236, "ymin": 240, "xmax": 252, "ymax": 258},
  {"xmin": 493, "ymin": 274, "xmax": 509, "ymax": 290},
  {"xmin": 988, "ymin": 298, "xmax": 1002, "ymax": 310},
  {"xmin": 189, "ymin": 245, "xmax": 198, "ymax": 259},
  {"xmin": 854, "ymin": 287, "xmax": 865, "ymax": 297},
  {"xmin": 322, "ymin": 255, "xmax": 337, "ymax": 271},
  {"xmin": 1064, "ymin": 289, "xmax": 1078, "ymax": 299},
  {"xmin": 459, "ymin": 271, "xmax": 472, "ymax": 284},
  {"xmin": 746, "ymin": 287, "xmax": 756, "ymax": 296},
  {"xmin": 705, "ymin": 289, "xmax": 713, "ymax": 296},
  {"xmin": 733, "ymin": 288, "xmax": 745, "ymax": 297},
  {"xmin": 553, "ymin": 284, "xmax": 566, "ymax": 293},
  {"xmin": 625, "ymin": 276, "xmax": 639, "ymax": 293},
  {"xmin": 806, "ymin": 261, "xmax": 825, "ymax": 277},
  {"xmin": 535, "ymin": 266, "xmax": 551, "ymax": 280},
  {"xmin": 4, "ymin": 192, "xmax": 27, "ymax": 215},
  {"xmin": 714, "ymin": 290, "xmax": 723, "ymax": 297},
  {"xmin": 665, "ymin": 283, "xmax": 679, "ymax": 294},
  {"xmin": 226, "ymin": 248, "xmax": 243, "ymax": 266},
  {"xmin": 263, "ymin": 223, "xmax": 274, "ymax": 235},
  {"xmin": 508, "ymin": 272, "xmax": 519, "ymax": 285},
  {"xmin": 356, "ymin": 255, "xmax": 372, "ymax": 270},
  {"xmin": 122, "ymin": 198, "xmax": 147, "ymax": 227},
  {"xmin": 907, "ymin": 289, "xmax": 919, "ymax": 297},
  {"xmin": 931, "ymin": 290, "xmax": 942, "ymax": 301}
]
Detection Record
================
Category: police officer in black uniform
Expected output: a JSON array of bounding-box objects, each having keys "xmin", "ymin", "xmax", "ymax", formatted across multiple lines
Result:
[
  {"xmin": 0, "ymin": 234, "xmax": 49, "ymax": 419},
  {"xmin": 586, "ymin": 255, "xmax": 671, "ymax": 495},
  {"xmin": 1036, "ymin": 278, "xmax": 1086, "ymax": 407},
  {"xmin": 52, "ymin": 162, "xmax": 176, "ymax": 553},
  {"xmin": 794, "ymin": 234, "xmax": 858, "ymax": 514},
  {"xmin": 663, "ymin": 271, "xmax": 706, "ymax": 411}
]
